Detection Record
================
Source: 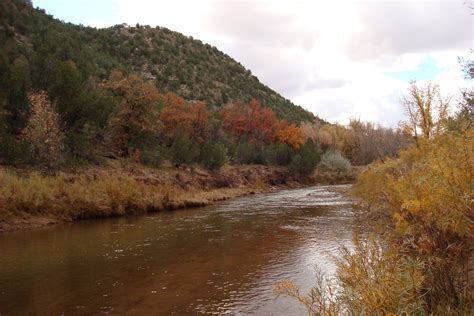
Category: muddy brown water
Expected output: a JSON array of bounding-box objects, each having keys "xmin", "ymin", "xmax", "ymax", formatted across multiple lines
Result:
[{"xmin": 0, "ymin": 185, "xmax": 354, "ymax": 315}]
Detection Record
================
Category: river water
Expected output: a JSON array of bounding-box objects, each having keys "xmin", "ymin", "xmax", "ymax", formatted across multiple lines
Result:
[{"xmin": 0, "ymin": 185, "xmax": 354, "ymax": 315}]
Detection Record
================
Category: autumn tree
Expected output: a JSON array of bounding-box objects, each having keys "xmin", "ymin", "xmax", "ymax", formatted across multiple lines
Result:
[
  {"xmin": 300, "ymin": 121, "xmax": 322, "ymax": 145},
  {"xmin": 276, "ymin": 120, "xmax": 306, "ymax": 149},
  {"xmin": 23, "ymin": 91, "xmax": 64, "ymax": 168},
  {"xmin": 401, "ymin": 81, "xmax": 450, "ymax": 143},
  {"xmin": 104, "ymin": 70, "xmax": 161, "ymax": 157},
  {"xmin": 248, "ymin": 99, "xmax": 280, "ymax": 143},
  {"xmin": 219, "ymin": 100, "xmax": 248, "ymax": 139},
  {"xmin": 220, "ymin": 99, "xmax": 288, "ymax": 144},
  {"xmin": 159, "ymin": 92, "xmax": 209, "ymax": 143},
  {"xmin": 302, "ymin": 120, "xmax": 407, "ymax": 166}
]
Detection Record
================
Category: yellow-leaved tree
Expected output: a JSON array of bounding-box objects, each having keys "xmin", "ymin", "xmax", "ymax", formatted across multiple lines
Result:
[{"xmin": 23, "ymin": 91, "xmax": 64, "ymax": 169}]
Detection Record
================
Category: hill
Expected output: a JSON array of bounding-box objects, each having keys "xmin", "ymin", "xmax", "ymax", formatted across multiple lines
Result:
[{"xmin": 0, "ymin": 0, "xmax": 318, "ymax": 123}]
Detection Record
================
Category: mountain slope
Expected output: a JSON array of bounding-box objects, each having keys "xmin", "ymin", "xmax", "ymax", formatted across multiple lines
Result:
[{"xmin": 0, "ymin": 0, "xmax": 320, "ymax": 123}]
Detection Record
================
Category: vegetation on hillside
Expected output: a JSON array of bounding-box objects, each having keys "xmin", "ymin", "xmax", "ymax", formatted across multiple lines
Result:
[
  {"xmin": 0, "ymin": 0, "xmax": 409, "ymax": 175},
  {"xmin": 0, "ymin": 0, "xmax": 315, "ymax": 122}
]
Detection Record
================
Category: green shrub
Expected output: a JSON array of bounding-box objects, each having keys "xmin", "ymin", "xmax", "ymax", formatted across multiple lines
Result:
[
  {"xmin": 139, "ymin": 147, "xmax": 163, "ymax": 168},
  {"xmin": 288, "ymin": 154, "xmax": 302, "ymax": 173},
  {"xmin": 235, "ymin": 141, "xmax": 265, "ymax": 165},
  {"xmin": 288, "ymin": 140, "xmax": 320, "ymax": 174},
  {"xmin": 297, "ymin": 140, "xmax": 320, "ymax": 173},
  {"xmin": 170, "ymin": 132, "xmax": 199, "ymax": 165},
  {"xmin": 319, "ymin": 150, "xmax": 351, "ymax": 173},
  {"xmin": 199, "ymin": 141, "xmax": 227, "ymax": 170},
  {"xmin": 265, "ymin": 143, "xmax": 293, "ymax": 166},
  {"xmin": 0, "ymin": 134, "xmax": 32, "ymax": 164}
]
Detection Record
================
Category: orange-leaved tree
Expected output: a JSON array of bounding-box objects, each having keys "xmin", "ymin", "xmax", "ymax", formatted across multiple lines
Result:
[
  {"xmin": 276, "ymin": 120, "xmax": 306, "ymax": 149},
  {"xmin": 159, "ymin": 92, "xmax": 209, "ymax": 143},
  {"xmin": 220, "ymin": 99, "xmax": 282, "ymax": 143}
]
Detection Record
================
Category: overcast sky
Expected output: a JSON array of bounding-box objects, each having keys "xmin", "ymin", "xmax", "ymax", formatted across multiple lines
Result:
[{"xmin": 34, "ymin": 0, "xmax": 472, "ymax": 126}]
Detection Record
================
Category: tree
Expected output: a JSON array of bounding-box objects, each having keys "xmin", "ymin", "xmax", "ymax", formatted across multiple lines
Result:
[
  {"xmin": 7, "ymin": 55, "xmax": 31, "ymax": 134},
  {"xmin": 276, "ymin": 120, "xmax": 306, "ymax": 149},
  {"xmin": 401, "ymin": 81, "xmax": 450, "ymax": 143},
  {"xmin": 104, "ymin": 71, "xmax": 161, "ymax": 157},
  {"xmin": 220, "ymin": 99, "xmax": 286, "ymax": 144},
  {"xmin": 159, "ymin": 92, "xmax": 210, "ymax": 143},
  {"xmin": 23, "ymin": 91, "xmax": 64, "ymax": 168}
]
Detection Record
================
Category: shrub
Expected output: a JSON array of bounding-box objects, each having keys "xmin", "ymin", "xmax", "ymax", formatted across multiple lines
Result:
[
  {"xmin": 0, "ymin": 134, "xmax": 32, "ymax": 165},
  {"xmin": 288, "ymin": 154, "xmax": 302, "ymax": 174},
  {"xmin": 139, "ymin": 147, "xmax": 163, "ymax": 168},
  {"xmin": 235, "ymin": 141, "xmax": 265, "ymax": 165},
  {"xmin": 170, "ymin": 132, "xmax": 199, "ymax": 165},
  {"xmin": 274, "ymin": 235, "xmax": 426, "ymax": 315},
  {"xmin": 352, "ymin": 131, "xmax": 473, "ymax": 312},
  {"xmin": 199, "ymin": 141, "xmax": 227, "ymax": 170},
  {"xmin": 297, "ymin": 140, "xmax": 320, "ymax": 174},
  {"xmin": 319, "ymin": 150, "xmax": 350, "ymax": 173},
  {"xmin": 288, "ymin": 140, "xmax": 320, "ymax": 174},
  {"xmin": 265, "ymin": 142, "xmax": 293, "ymax": 166}
]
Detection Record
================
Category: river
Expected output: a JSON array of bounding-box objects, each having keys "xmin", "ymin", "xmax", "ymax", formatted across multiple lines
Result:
[{"xmin": 0, "ymin": 184, "xmax": 354, "ymax": 315}]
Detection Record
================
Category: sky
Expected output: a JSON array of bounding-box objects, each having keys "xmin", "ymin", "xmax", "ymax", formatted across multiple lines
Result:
[{"xmin": 33, "ymin": 0, "xmax": 473, "ymax": 127}]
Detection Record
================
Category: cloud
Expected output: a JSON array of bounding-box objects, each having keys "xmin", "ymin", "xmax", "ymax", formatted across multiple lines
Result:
[
  {"xmin": 204, "ymin": 2, "xmax": 320, "ymax": 49},
  {"xmin": 347, "ymin": 2, "xmax": 471, "ymax": 60}
]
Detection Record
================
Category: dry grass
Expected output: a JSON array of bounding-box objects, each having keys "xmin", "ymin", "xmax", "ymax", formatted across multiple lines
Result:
[
  {"xmin": 0, "ymin": 169, "xmax": 173, "ymax": 218},
  {"xmin": 0, "ymin": 167, "xmax": 270, "ymax": 230}
]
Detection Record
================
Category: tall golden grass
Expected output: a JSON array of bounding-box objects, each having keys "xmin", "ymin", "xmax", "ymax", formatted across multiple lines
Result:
[
  {"xmin": 0, "ymin": 170, "xmax": 168, "ymax": 218},
  {"xmin": 0, "ymin": 169, "xmax": 259, "ymax": 221}
]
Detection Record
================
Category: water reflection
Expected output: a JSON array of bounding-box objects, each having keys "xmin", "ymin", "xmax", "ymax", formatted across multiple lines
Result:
[{"xmin": 0, "ymin": 185, "xmax": 354, "ymax": 315}]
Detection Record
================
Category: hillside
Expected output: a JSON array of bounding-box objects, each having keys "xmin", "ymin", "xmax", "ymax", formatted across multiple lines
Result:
[{"xmin": 0, "ymin": 0, "xmax": 318, "ymax": 123}]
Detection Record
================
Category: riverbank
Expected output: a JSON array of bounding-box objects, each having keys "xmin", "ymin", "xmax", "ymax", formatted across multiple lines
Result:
[{"xmin": 0, "ymin": 162, "xmax": 357, "ymax": 233}]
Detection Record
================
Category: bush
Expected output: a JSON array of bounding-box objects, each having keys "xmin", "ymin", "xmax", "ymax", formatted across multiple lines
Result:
[
  {"xmin": 265, "ymin": 142, "xmax": 293, "ymax": 166},
  {"xmin": 139, "ymin": 147, "xmax": 163, "ymax": 168},
  {"xmin": 351, "ymin": 131, "xmax": 473, "ymax": 312},
  {"xmin": 288, "ymin": 140, "xmax": 320, "ymax": 174},
  {"xmin": 288, "ymin": 154, "xmax": 302, "ymax": 174},
  {"xmin": 0, "ymin": 134, "xmax": 32, "ymax": 164},
  {"xmin": 274, "ymin": 235, "xmax": 426, "ymax": 315},
  {"xmin": 235, "ymin": 141, "xmax": 265, "ymax": 165},
  {"xmin": 298, "ymin": 140, "xmax": 320, "ymax": 173},
  {"xmin": 319, "ymin": 150, "xmax": 351, "ymax": 173},
  {"xmin": 199, "ymin": 141, "xmax": 227, "ymax": 170},
  {"xmin": 170, "ymin": 132, "xmax": 199, "ymax": 165}
]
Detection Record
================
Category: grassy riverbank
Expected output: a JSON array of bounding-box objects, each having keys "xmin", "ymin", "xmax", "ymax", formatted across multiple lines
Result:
[{"xmin": 0, "ymin": 162, "xmax": 356, "ymax": 232}]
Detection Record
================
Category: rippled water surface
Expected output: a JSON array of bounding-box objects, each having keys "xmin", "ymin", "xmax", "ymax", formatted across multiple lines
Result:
[{"xmin": 0, "ymin": 185, "xmax": 354, "ymax": 315}]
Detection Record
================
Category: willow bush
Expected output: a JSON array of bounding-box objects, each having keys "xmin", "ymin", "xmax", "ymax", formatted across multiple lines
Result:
[{"xmin": 275, "ymin": 125, "xmax": 473, "ymax": 314}]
